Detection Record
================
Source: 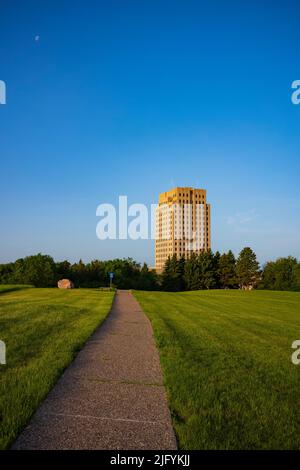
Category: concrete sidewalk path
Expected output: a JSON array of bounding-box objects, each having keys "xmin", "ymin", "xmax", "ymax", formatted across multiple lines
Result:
[{"xmin": 12, "ymin": 291, "xmax": 177, "ymax": 450}]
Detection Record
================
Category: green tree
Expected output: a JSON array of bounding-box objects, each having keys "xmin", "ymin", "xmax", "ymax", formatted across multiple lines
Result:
[
  {"xmin": 183, "ymin": 251, "xmax": 217, "ymax": 290},
  {"xmin": 260, "ymin": 257, "xmax": 300, "ymax": 291},
  {"xmin": 137, "ymin": 263, "xmax": 159, "ymax": 290},
  {"xmin": 162, "ymin": 255, "xmax": 183, "ymax": 291},
  {"xmin": 200, "ymin": 250, "xmax": 217, "ymax": 289},
  {"xmin": 56, "ymin": 260, "xmax": 71, "ymax": 281},
  {"xmin": 236, "ymin": 247, "xmax": 260, "ymax": 289},
  {"xmin": 8, "ymin": 254, "xmax": 56, "ymax": 287},
  {"xmin": 178, "ymin": 256, "xmax": 186, "ymax": 291},
  {"xmin": 291, "ymin": 262, "xmax": 300, "ymax": 291},
  {"xmin": 71, "ymin": 259, "xmax": 87, "ymax": 287},
  {"xmin": 85, "ymin": 260, "xmax": 106, "ymax": 287},
  {"xmin": 213, "ymin": 251, "xmax": 221, "ymax": 288},
  {"xmin": 103, "ymin": 258, "xmax": 140, "ymax": 289},
  {"xmin": 219, "ymin": 250, "xmax": 237, "ymax": 288},
  {"xmin": 184, "ymin": 253, "xmax": 200, "ymax": 290}
]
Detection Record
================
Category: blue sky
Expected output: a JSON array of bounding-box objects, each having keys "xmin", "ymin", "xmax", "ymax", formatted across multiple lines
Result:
[{"xmin": 0, "ymin": 0, "xmax": 299, "ymax": 266}]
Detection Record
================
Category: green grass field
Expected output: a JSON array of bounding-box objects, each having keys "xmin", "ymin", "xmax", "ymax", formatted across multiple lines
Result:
[
  {"xmin": 134, "ymin": 290, "xmax": 300, "ymax": 449},
  {"xmin": 0, "ymin": 286, "xmax": 114, "ymax": 449},
  {"xmin": 0, "ymin": 285, "xmax": 32, "ymax": 294}
]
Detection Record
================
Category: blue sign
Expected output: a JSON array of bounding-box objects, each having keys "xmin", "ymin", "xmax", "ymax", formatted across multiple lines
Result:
[{"xmin": 109, "ymin": 272, "xmax": 114, "ymax": 279}]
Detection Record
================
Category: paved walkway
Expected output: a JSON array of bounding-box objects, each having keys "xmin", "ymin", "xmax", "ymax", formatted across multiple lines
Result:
[{"xmin": 12, "ymin": 291, "xmax": 177, "ymax": 450}]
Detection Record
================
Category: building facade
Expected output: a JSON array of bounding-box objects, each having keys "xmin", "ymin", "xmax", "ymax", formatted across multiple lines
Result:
[{"xmin": 155, "ymin": 187, "xmax": 211, "ymax": 272}]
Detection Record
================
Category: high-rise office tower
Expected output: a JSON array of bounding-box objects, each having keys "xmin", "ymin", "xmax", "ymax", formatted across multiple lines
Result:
[{"xmin": 155, "ymin": 187, "xmax": 211, "ymax": 272}]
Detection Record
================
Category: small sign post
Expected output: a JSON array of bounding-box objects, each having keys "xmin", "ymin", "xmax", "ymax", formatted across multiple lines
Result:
[{"xmin": 109, "ymin": 272, "xmax": 114, "ymax": 289}]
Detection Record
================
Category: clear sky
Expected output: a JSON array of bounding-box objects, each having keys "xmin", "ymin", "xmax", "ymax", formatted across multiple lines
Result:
[{"xmin": 0, "ymin": 0, "xmax": 299, "ymax": 266}]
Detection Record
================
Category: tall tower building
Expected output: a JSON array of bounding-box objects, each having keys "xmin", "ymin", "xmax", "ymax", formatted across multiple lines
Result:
[{"xmin": 155, "ymin": 187, "xmax": 211, "ymax": 272}]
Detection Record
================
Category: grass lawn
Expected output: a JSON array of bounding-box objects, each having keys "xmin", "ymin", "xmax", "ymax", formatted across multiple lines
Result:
[
  {"xmin": 0, "ymin": 286, "xmax": 114, "ymax": 449},
  {"xmin": 0, "ymin": 285, "xmax": 32, "ymax": 294},
  {"xmin": 133, "ymin": 290, "xmax": 300, "ymax": 449}
]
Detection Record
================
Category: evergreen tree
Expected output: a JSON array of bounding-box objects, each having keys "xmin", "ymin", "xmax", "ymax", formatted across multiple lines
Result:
[
  {"xmin": 56, "ymin": 260, "xmax": 71, "ymax": 281},
  {"xmin": 138, "ymin": 263, "xmax": 159, "ymax": 290},
  {"xmin": 200, "ymin": 250, "xmax": 217, "ymax": 289},
  {"xmin": 178, "ymin": 256, "xmax": 186, "ymax": 291},
  {"xmin": 213, "ymin": 251, "xmax": 221, "ymax": 288},
  {"xmin": 161, "ymin": 255, "xmax": 183, "ymax": 291},
  {"xmin": 71, "ymin": 259, "xmax": 87, "ymax": 287},
  {"xmin": 219, "ymin": 250, "xmax": 237, "ymax": 288},
  {"xmin": 236, "ymin": 247, "xmax": 260, "ymax": 289},
  {"xmin": 184, "ymin": 253, "xmax": 200, "ymax": 290}
]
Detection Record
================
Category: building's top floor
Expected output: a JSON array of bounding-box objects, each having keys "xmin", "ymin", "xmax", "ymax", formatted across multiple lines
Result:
[{"xmin": 158, "ymin": 187, "xmax": 207, "ymax": 205}]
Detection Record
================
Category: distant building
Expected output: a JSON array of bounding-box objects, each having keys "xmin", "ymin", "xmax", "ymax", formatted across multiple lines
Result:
[{"xmin": 155, "ymin": 187, "xmax": 211, "ymax": 272}]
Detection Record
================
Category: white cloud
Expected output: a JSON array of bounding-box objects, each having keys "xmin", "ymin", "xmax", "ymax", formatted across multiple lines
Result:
[{"xmin": 225, "ymin": 209, "xmax": 258, "ymax": 228}]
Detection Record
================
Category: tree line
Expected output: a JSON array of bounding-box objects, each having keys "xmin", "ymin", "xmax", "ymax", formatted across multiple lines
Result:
[
  {"xmin": 0, "ymin": 254, "xmax": 158, "ymax": 290},
  {"xmin": 162, "ymin": 247, "xmax": 256, "ymax": 291},
  {"xmin": 0, "ymin": 248, "xmax": 299, "ymax": 291},
  {"xmin": 162, "ymin": 248, "xmax": 300, "ymax": 292}
]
